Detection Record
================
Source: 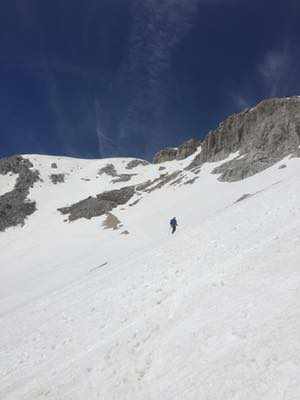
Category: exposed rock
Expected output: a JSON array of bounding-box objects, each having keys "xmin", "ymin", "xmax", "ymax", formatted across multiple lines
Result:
[
  {"xmin": 158, "ymin": 166, "xmax": 166, "ymax": 171},
  {"xmin": 98, "ymin": 164, "xmax": 117, "ymax": 177},
  {"xmin": 129, "ymin": 198, "xmax": 141, "ymax": 207},
  {"xmin": 135, "ymin": 172, "xmax": 182, "ymax": 193},
  {"xmin": 153, "ymin": 139, "xmax": 200, "ymax": 164},
  {"xmin": 278, "ymin": 164, "xmax": 287, "ymax": 169},
  {"xmin": 184, "ymin": 177, "xmax": 199, "ymax": 185},
  {"xmin": 153, "ymin": 148, "xmax": 178, "ymax": 164},
  {"xmin": 58, "ymin": 186, "xmax": 135, "ymax": 222},
  {"xmin": 176, "ymin": 138, "xmax": 201, "ymax": 160},
  {"xmin": 145, "ymin": 171, "xmax": 182, "ymax": 193},
  {"xmin": 103, "ymin": 213, "xmax": 122, "ymax": 230},
  {"xmin": 170, "ymin": 176, "xmax": 184, "ymax": 186},
  {"xmin": 50, "ymin": 173, "xmax": 65, "ymax": 184},
  {"xmin": 126, "ymin": 159, "xmax": 149, "ymax": 169},
  {"xmin": 51, "ymin": 162, "xmax": 58, "ymax": 169},
  {"xmin": 0, "ymin": 155, "xmax": 40, "ymax": 231},
  {"xmin": 188, "ymin": 97, "xmax": 300, "ymax": 181},
  {"xmin": 121, "ymin": 230, "xmax": 130, "ymax": 235},
  {"xmin": 136, "ymin": 178, "xmax": 161, "ymax": 192},
  {"xmin": 235, "ymin": 193, "xmax": 252, "ymax": 203},
  {"xmin": 112, "ymin": 174, "xmax": 136, "ymax": 184}
]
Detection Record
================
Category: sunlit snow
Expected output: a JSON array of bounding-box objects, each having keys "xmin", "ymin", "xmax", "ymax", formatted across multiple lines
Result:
[{"xmin": 0, "ymin": 153, "xmax": 299, "ymax": 399}]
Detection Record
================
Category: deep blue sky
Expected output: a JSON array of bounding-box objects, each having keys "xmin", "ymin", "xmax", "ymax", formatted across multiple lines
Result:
[{"xmin": 1, "ymin": 0, "xmax": 300, "ymax": 160}]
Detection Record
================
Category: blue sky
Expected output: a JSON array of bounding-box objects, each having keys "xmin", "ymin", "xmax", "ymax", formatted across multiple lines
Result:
[{"xmin": 1, "ymin": 0, "xmax": 300, "ymax": 160}]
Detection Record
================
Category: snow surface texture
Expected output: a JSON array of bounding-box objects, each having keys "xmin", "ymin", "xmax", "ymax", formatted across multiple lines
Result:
[
  {"xmin": 0, "ymin": 152, "xmax": 300, "ymax": 399},
  {"xmin": 0, "ymin": 173, "xmax": 18, "ymax": 197}
]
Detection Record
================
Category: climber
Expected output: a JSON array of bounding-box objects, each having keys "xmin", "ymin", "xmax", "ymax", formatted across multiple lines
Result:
[{"xmin": 170, "ymin": 217, "xmax": 178, "ymax": 234}]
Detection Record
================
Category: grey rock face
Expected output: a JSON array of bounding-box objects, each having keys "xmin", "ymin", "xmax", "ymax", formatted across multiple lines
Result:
[
  {"xmin": 51, "ymin": 162, "xmax": 58, "ymax": 169},
  {"xmin": 153, "ymin": 138, "xmax": 200, "ymax": 164},
  {"xmin": 112, "ymin": 174, "xmax": 136, "ymax": 184},
  {"xmin": 188, "ymin": 97, "xmax": 300, "ymax": 181},
  {"xmin": 135, "ymin": 171, "xmax": 182, "ymax": 193},
  {"xmin": 0, "ymin": 155, "xmax": 40, "ymax": 231},
  {"xmin": 98, "ymin": 164, "xmax": 117, "ymax": 177},
  {"xmin": 184, "ymin": 177, "xmax": 199, "ymax": 185},
  {"xmin": 102, "ymin": 213, "xmax": 122, "ymax": 230},
  {"xmin": 235, "ymin": 193, "xmax": 252, "ymax": 203},
  {"xmin": 50, "ymin": 173, "xmax": 65, "ymax": 184},
  {"xmin": 153, "ymin": 148, "xmax": 178, "ymax": 164},
  {"xmin": 58, "ymin": 186, "xmax": 135, "ymax": 222},
  {"xmin": 176, "ymin": 138, "xmax": 201, "ymax": 160},
  {"xmin": 126, "ymin": 159, "xmax": 149, "ymax": 169}
]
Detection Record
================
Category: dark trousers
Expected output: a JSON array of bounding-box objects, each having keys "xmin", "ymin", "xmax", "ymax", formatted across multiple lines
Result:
[{"xmin": 171, "ymin": 225, "xmax": 177, "ymax": 234}]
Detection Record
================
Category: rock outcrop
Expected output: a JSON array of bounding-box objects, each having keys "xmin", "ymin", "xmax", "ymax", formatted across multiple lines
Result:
[
  {"xmin": 0, "ymin": 155, "xmax": 40, "ymax": 231},
  {"xmin": 112, "ymin": 174, "xmax": 136, "ymax": 184},
  {"xmin": 58, "ymin": 186, "xmax": 135, "ymax": 222},
  {"xmin": 126, "ymin": 159, "xmax": 149, "ymax": 169},
  {"xmin": 176, "ymin": 138, "xmax": 201, "ymax": 160},
  {"xmin": 98, "ymin": 164, "xmax": 117, "ymax": 177},
  {"xmin": 153, "ymin": 138, "xmax": 200, "ymax": 164},
  {"xmin": 153, "ymin": 148, "xmax": 178, "ymax": 164},
  {"xmin": 50, "ymin": 173, "xmax": 65, "ymax": 184},
  {"xmin": 188, "ymin": 97, "xmax": 300, "ymax": 181}
]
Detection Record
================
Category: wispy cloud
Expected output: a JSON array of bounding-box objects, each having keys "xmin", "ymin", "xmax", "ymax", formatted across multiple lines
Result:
[
  {"xmin": 119, "ymin": 0, "xmax": 199, "ymax": 149},
  {"xmin": 230, "ymin": 42, "xmax": 299, "ymax": 113},
  {"xmin": 94, "ymin": 99, "xmax": 118, "ymax": 158},
  {"xmin": 258, "ymin": 46, "xmax": 291, "ymax": 97}
]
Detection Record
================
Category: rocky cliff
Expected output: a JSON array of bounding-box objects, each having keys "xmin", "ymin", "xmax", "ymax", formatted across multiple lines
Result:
[
  {"xmin": 153, "ymin": 138, "xmax": 201, "ymax": 163},
  {"xmin": 188, "ymin": 97, "xmax": 300, "ymax": 181}
]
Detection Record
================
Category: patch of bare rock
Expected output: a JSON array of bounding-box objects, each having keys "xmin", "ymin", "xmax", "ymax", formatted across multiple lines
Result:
[
  {"xmin": 58, "ymin": 186, "xmax": 135, "ymax": 222},
  {"xmin": 126, "ymin": 159, "xmax": 149, "ymax": 169},
  {"xmin": 103, "ymin": 213, "xmax": 122, "ymax": 230},
  {"xmin": 153, "ymin": 138, "xmax": 200, "ymax": 164},
  {"xmin": 0, "ymin": 155, "xmax": 40, "ymax": 231},
  {"xmin": 50, "ymin": 173, "xmax": 65, "ymax": 184},
  {"xmin": 98, "ymin": 164, "xmax": 117, "ymax": 177},
  {"xmin": 136, "ymin": 171, "xmax": 182, "ymax": 193},
  {"xmin": 112, "ymin": 174, "xmax": 137, "ymax": 184}
]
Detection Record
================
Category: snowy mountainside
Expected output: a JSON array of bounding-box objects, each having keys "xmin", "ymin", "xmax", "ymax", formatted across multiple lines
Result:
[
  {"xmin": 1, "ymin": 98, "xmax": 300, "ymax": 399},
  {"xmin": 0, "ymin": 151, "xmax": 299, "ymax": 399}
]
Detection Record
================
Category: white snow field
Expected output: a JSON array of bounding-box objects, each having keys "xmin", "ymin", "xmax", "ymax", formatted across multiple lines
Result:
[{"xmin": 0, "ymin": 153, "xmax": 300, "ymax": 399}]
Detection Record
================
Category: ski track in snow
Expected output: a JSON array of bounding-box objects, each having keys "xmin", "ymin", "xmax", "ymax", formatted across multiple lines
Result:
[{"xmin": 0, "ymin": 153, "xmax": 300, "ymax": 399}]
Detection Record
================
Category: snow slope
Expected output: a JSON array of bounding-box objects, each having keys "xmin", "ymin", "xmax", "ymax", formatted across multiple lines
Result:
[{"xmin": 0, "ymin": 152, "xmax": 300, "ymax": 399}]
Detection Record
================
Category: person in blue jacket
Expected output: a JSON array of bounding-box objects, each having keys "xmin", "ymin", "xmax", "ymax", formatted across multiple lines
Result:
[{"xmin": 170, "ymin": 217, "xmax": 178, "ymax": 234}]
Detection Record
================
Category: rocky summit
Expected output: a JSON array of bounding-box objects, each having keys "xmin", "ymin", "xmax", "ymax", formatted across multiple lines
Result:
[{"xmin": 188, "ymin": 97, "xmax": 300, "ymax": 180}]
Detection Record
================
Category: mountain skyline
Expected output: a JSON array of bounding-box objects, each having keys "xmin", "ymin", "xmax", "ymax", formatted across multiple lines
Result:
[{"xmin": 1, "ymin": 0, "xmax": 300, "ymax": 160}]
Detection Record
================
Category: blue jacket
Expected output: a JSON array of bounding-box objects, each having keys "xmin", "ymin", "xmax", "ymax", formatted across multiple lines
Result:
[{"xmin": 170, "ymin": 218, "xmax": 177, "ymax": 227}]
